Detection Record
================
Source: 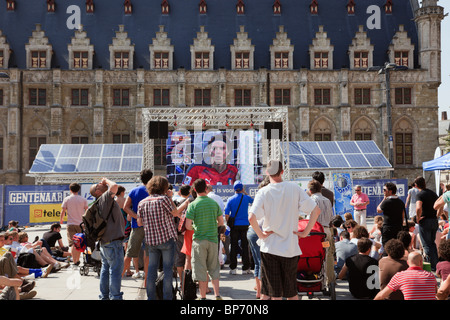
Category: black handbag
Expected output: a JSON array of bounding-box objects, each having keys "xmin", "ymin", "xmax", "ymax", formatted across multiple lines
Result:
[{"xmin": 227, "ymin": 194, "xmax": 243, "ymax": 229}]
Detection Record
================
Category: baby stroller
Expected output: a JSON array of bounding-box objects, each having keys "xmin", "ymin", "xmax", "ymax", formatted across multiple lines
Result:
[
  {"xmin": 79, "ymin": 246, "xmax": 102, "ymax": 277},
  {"xmin": 296, "ymin": 219, "xmax": 336, "ymax": 300},
  {"xmin": 73, "ymin": 232, "xmax": 102, "ymax": 277}
]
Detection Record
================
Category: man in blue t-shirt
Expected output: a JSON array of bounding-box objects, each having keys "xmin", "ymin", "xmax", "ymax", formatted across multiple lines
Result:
[
  {"xmin": 122, "ymin": 169, "xmax": 153, "ymax": 279},
  {"xmin": 225, "ymin": 180, "xmax": 254, "ymax": 274}
]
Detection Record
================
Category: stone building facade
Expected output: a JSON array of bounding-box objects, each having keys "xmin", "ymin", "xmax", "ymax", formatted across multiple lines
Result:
[{"xmin": 0, "ymin": 0, "xmax": 445, "ymax": 185}]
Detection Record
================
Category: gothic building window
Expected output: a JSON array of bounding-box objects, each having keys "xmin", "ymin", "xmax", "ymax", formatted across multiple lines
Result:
[
  {"xmin": 236, "ymin": 0, "xmax": 245, "ymax": 14},
  {"xmin": 113, "ymin": 89, "xmax": 130, "ymax": 106},
  {"xmin": 314, "ymin": 52, "xmax": 328, "ymax": 69},
  {"xmin": 395, "ymin": 133, "xmax": 413, "ymax": 165},
  {"xmin": 310, "ymin": 0, "xmax": 318, "ymax": 14},
  {"xmin": 194, "ymin": 89, "xmax": 211, "ymax": 106},
  {"xmin": 394, "ymin": 51, "xmax": 409, "ymax": 67},
  {"xmin": 314, "ymin": 89, "xmax": 331, "ymax": 105},
  {"xmin": 199, "ymin": 0, "xmax": 207, "ymax": 14},
  {"xmin": 275, "ymin": 52, "xmax": 289, "ymax": 69},
  {"xmin": 230, "ymin": 26, "xmax": 254, "ymax": 70},
  {"xmin": 190, "ymin": 26, "xmax": 214, "ymax": 71},
  {"xmin": 234, "ymin": 89, "xmax": 251, "ymax": 106},
  {"xmin": 270, "ymin": 26, "xmax": 293, "ymax": 70},
  {"xmin": 68, "ymin": 26, "xmax": 94, "ymax": 70},
  {"xmin": 86, "ymin": 0, "xmax": 94, "ymax": 13},
  {"xmin": 154, "ymin": 89, "xmax": 170, "ymax": 106},
  {"xmin": 109, "ymin": 25, "xmax": 134, "ymax": 70},
  {"xmin": 348, "ymin": 26, "xmax": 374, "ymax": 70},
  {"xmin": 150, "ymin": 26, "xmax": 174, "ymax": 71},
  {"xmin": 71, "ymin": 136, "xmax": 89, "ymax": 144},
  {"xmin": 72, "ymin": 89, "xmax": 89, "ymax": 106},
  {"xmin": 0, "ymin": 89, "xmax": 3, "ymax": 105},
  {"xmin": 354, "ymin": 88, "xmax": 371, "ymax": 105},
  {"xmin": 385, "ymin": 0, "xmax": 393, "ymax": 14},
  {"xmin": 25, "ymin": 24, "xmax": 52, "ymax": 70},
  {"xmin": 29, "ymin": 89, "xmax": 46, "ymax": 106},
  {"xmin": 161, "ymin": 0, "xmax": 170, "ymax": 14},
  {"xmin": 274, "ymin": 89, "xmax": 290, "ymax": 105},
  {"xmin": 29, "ymin": 137, "xmax": 46, "ymax": 169},
  {"xmin": 0, "ymin": 50, "xmax": 3, "ymax": 68},
  {"xmin": 273, "ymin": 0, "xmax": 281, "ymax": 14},
  {"xmin": 6, "ymin": 0, "xmax": 15, "ymax": 11},
  {"xmin": 394, "ymin": 88, "xmax": 412, "ymax": 105},
  {"xmin": 113, "ymin": 134, "xmax": 130, "ymax": 143},
  {"xmin": 73, "ymin": 51, "xmax": 89, "ymax": 69},
  {"xmin": 47, "ymin": 0, "xmax": 55, "ymax": 13},
  {"xmin": 235, "ymin": 52, "xmax": 250, "ymax": 69},
  {"xmin": 388, "ymin": 25, "xmax": 414, "ymax": 69},
  {"xmin": 354, "ymin": 52, "xmax": 369, "ymax": 68},
  {"xmin": 309, "ymin": 26, "xmax": 333, "ymax": 70},
  {"xmin": 114, "ymin": 52, "xmax": 130, "ymax": 69},
  {"xmin": 346, "ymin": 0, "xmax": 355, "ymax": 14},
  {"xmin": 124, "ymin": 0, "xmax": 132, "ymax": 14}
]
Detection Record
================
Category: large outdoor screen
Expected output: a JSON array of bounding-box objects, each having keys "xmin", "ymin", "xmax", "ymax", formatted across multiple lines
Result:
[{"xmin": 166, "ymin": 129, "xmax": 263, "ymax": 186}]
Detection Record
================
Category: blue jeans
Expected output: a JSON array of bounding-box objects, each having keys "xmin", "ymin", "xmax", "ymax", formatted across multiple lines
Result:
[
  {"xmin": 419, "ymin": 218, "xmax": 439, "ymax": 270},
  {"xmin": 99, "ymin": 240, "xmax": 124, "ymax": 300},
  {"xmin": 146, "ymin": 238, "xmax": 175, "ymax": 300},
  {"xmin": 247, "ymin": 227, "xmax": 261, "ymax": 278}
]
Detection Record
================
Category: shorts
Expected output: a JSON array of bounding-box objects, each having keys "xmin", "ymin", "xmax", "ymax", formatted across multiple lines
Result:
[
  {"xmin": 126, "ymin": 227, "xmax": 145, "ymax": 258},
  {"xmin": 191, "ymin": 239, "xmax": 220, "ymax": 282},
  {"xmin": 67, "ymin": 225, "xmax": 82, "ymax": 246},
  {"xmin": 260, "ymin": 252, "xmax": 299, "ymax": 298}
]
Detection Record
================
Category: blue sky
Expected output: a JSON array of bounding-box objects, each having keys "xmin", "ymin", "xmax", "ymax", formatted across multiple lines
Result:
[{"xmin": 439, "ymin": 2, "xmax": 450, "ymax": 119}]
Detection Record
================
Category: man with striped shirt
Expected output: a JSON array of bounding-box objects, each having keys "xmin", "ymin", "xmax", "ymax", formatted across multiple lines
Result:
[{"xmin": 374, "ymin": 251, "xmax": 437, "ymax": 300}]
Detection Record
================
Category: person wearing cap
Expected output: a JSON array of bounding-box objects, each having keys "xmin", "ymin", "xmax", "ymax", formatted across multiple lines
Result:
[{"xmin": 224, "ymin": 180, "xmax": 254, "ymax": 275}]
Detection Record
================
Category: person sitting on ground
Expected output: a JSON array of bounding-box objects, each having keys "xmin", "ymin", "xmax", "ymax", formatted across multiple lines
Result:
[
  {"xmin": 344, "ymin": 219, "xmax": 358, "ymax": 238},
  {"xmin": 338, "ymin": 237, "xmax": 379, "ymax": 299},
  {"xmin": 350, "ymin": 225, "xmax": 381, "ymax": 259},
  {"xmin": 334, "ymin": 230, "xmax": 358, "ymax": 277},
  {"xmin": 0, "ymin": 275, "xmax": 23, "ymax": 300},
  {"xmin": 378, "ymin": 239, "xmax": 408, "ymax": 300},
  {"xmin": 374, "ymin": 251, "xmax": 437, "ymax": 300},
  {"xmin": 41, "ymin": 223, "xmax": 71, "ymax": 262},
  {"xmin": 396, "ymin": 230, "xmax": 414, "ymax": 260},
  {"xmin": 436, "ymin": 239, "xmax": 450, "ymax": 282}
]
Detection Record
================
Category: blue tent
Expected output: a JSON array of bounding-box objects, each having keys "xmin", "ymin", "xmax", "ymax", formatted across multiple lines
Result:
[{"xmin": 422, "ymin": 152, "xmax": 450, "ymax": 171}]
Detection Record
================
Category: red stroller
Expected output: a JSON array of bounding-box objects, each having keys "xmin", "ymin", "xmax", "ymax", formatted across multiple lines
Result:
[{"xmin": 297, "ymin": 219, "xmax": 336, "ymax": 300}]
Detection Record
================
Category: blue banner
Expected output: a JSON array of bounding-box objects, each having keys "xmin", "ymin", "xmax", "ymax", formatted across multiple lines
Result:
[
  {"xmin": 353, "ymin": 179, "xmax": 408, "ymax": 218},
  {"xmin": 332, "ymin": 173, "xmax": 353, "ymax": 217},
  {"xmin": 3, "ymin": 185, "xmax": 70, "ymax": 226}
]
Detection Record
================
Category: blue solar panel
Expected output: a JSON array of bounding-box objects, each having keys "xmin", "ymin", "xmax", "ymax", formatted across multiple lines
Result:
[
  {"xmin": 29, "ymin": 144, "xmax": 143, "ymax": 173},
  {"xmin": 282, "ymin": 140, "xmax": 390, "ymax": 170},
  {"xmin": 319, "ymin": 141, "xmax": 340, "ymax": 154},
  {"xmin": 305, "ymin": 154, "xmax": 328, "ymax": 168}
]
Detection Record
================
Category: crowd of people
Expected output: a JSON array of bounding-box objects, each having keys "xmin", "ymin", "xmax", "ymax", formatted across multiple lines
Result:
[{"xmin": 1, "ymin": 163, "xmax": 450, "ymax": 301}]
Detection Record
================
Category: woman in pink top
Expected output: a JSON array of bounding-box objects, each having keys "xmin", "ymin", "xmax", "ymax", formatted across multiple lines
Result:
[{"xmin": 350, "ymin": 185, "xmax": 370, "ymax": 228}]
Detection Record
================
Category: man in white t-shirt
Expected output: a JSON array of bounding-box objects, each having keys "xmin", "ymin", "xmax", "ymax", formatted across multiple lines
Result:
[
  {"xmin": 60, "ymin": 183, "xmax": 88, "ymax": 265},
  {"xmin": 248, "ymin": 160, "xmax": 321, "ymax": 300}
]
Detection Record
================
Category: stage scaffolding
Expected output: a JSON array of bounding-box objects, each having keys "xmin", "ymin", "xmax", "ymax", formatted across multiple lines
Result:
[{"xmin": 142, "ymin": 106, "xmax": 290, "ymax": 179}]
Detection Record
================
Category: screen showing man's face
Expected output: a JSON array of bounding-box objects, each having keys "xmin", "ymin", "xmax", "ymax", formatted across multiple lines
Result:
[{"xmin": 210, "ymin": 141, "xmax": 227, "ymax": 165}]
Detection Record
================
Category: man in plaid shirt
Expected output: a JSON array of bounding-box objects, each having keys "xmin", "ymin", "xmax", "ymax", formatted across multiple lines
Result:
[{"xmin": 137, "ymin": 176, "xmax": 189, "ymax": 300}]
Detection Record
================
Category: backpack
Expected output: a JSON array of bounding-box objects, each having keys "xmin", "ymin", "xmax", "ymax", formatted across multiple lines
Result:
[
  {"xmin": 81, "ymin": 198, "xmax": 114, "ymax": 249},
  {"xmin": 73, "ymin": 233, "xmax": 87, "ymax": 252}
]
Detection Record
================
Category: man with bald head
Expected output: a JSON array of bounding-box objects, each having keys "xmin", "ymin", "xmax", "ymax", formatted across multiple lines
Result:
[{"xmin": 374, "ymin": 251, "xmax": 437, "ymax": 300}]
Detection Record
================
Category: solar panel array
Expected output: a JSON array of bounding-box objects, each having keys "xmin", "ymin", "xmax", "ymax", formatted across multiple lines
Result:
[
  {"xmin": 281, "ymin": 141, "xmax": 391, "ymax": 170},
  {"xmin": 29, "ymin": 144, "xmax": 143, "ymax": 173}
]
